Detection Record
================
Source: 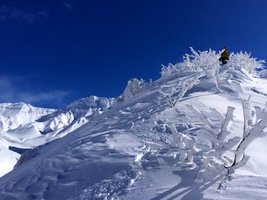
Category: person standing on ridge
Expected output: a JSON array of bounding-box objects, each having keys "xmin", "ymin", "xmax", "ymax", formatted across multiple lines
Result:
[{"xmin": 219, "ymin": 47, "xmax": 229, "ymax": 65}]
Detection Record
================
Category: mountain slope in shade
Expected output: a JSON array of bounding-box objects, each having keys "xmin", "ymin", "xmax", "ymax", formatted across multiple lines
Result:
[{"xmin": 1, "ymin": 49, "xmax": 267, "ymax": 199}]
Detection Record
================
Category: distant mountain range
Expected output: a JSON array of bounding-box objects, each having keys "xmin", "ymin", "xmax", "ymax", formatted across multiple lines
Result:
[{"xmin": 0, "ymin": 96, "xmax": 113, "ymax": 177}]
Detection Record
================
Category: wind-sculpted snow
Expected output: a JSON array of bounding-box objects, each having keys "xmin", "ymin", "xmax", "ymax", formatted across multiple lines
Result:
[
  {"xmin": 0, "ymin": 103, "xmax": 55, "ymax": 176},
  {"xmin": 0, "ymin": 96, "xmax": 114, "ymax": 177},
  {"xmin": 1, "ymin": 48, "xmax": 267, "ymax": 199},
  {"xmin": 65, "ymin": 96, "xmax": 114, "ymax": 118}
]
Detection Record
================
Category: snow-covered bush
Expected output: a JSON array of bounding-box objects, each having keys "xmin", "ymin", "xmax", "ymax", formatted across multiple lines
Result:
[
  {"xmin": 160, "ymin": 48, "xmax": 266, "ymax": 108},
  {"xmin": 167, "ymin": 75, "xmax": 200, "ymax": 107},
  {"xmin": 161, "ymin": 48, "xmax": 220, "ymax": 77},
  {"xmin": 160, "ymin": 48, "xmax": 222, "ymax": 107},
  {"xmin": 183, "ymin": 96, "xmax": 267, "ymax": 191},
  {"xmin": 215, "ymin": 99, "xmax": 267, "ymax": 192},
  {"xmin": 228, "ymin": 51, "xmax": 265, "ymax": 75},
  {"xmin": 160, "ymin": 63, "xmax": 178, "ymax": 77},
  {"xmin": 120, "ymin": 78, "xmax": 147, "ymax": 101},
  {"xmin": 185, "ymin": 105, "xmax": 240, "ymax": 182},
  {"xmin": 229, "ymin": 97, "xmax": 267, "ymax": 166},
  {"xmin": 161, "ymin": 47, "xmax": 266, "ymax": 79}
]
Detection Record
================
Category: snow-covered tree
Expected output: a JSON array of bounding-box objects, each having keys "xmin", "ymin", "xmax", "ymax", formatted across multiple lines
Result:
[
  {"xmin": 185, "ymin": 105, "xmax": 240, "ymax": 182},
  {"xmin": 184, "ymin": 97, "xmax": 267, "ymax": 192},
  {"xmin": 118, "ymin": 78, "xmax": 148, "ymax": 102},
  {"xmin": 228, "ymin": 51, "xmax": 265, "ymax": 75},
  {"xmin": 159, "ymin": 47, "xmax": 267, "ymax": 113}
]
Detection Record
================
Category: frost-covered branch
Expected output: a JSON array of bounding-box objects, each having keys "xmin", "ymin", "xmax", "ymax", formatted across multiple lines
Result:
[
  {"xmin": 228, "ymin": 51, "xmax": 265, "ymax": 75},
  {"xmin": 119, "ymin": 78, "xmax": 148, "ymax": 101},
  {"xmin": 169, "ymin": 74, "xmax": 201, "ymax": 107},
  {"xmin": 217, "ymin": 99, "xmax": 267, "ymax": 192},
  {"xmin": 185, "ymin": 105, "xmax": 241, "ymax": 182},
  {"xmin": 231, "ymin": 104, "xmax": 267, "ymax": 167},
  {"xmin": 161, "ymin": 47, "xmax": 266, "ymax": 83}
]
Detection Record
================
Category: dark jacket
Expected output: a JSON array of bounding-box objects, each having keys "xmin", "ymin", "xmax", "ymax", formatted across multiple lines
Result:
[{"xmin": 219, "ymin": 48, "xmax": 229, "ymax": 61}]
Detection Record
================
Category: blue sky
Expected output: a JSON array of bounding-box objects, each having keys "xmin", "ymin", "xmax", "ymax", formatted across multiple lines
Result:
[{"xmin": 0, "ymin": 0, "xmax": 267, "ymax": 108}]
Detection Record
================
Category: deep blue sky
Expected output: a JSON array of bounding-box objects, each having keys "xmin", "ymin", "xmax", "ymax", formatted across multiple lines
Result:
[{"xmin": 1, "ymin": 0, "xmax": 267, "ymax": 108}]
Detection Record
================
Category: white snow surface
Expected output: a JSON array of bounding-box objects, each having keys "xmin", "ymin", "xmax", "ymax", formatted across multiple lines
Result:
[
  {"xmin": 0, "ymin": 97, "xmax": 113, "ymax": 177},
  {"xmin": 1, "ymin": 49, "xmax": 267, "ymax": 199}
]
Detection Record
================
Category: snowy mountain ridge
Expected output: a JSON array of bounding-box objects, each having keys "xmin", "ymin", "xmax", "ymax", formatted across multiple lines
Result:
[
  {"xmin": 0, "ymin": 102, "xmax": 54, "ymax": 131},
  {"xmin": 0, "ymin": 96, "xmax": 114, "ymax": 177},
  {"xmin": 1, "ymin": 48, "xmax": 267, "ymax": 199}
]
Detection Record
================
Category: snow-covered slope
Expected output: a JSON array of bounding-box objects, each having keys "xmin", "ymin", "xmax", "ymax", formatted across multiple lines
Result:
[
  {"xmin": 0, "ymin": 96, "xmax": 113, "ymax": 177},
  {"xmin": 1, "ymin": 48, "xmax": 267, "ymax": 199},
  {"xmin": 0, "ymin": 103, "xmax": 54, "ymax": 177},
  {"xmin": 0, "ymin": 103, "xmax": 54, "ymax": 131}
]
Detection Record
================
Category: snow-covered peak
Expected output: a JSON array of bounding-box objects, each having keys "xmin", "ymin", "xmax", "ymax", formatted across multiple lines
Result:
[
  {"xmin": 1, "ymin": 48, "xmax": 267, "ymax": 199},
  {"xmin": 65, "ymin": 95, "xmax": 114, "ymax": 118},
  {"xmin": 38, "ymin": 96, "xmax": 114, "ymax": 134},
  {"xmin": 0, "ymin": 102, "xmax": 54, "ymax": 131},
  {"xmin": 0, "ymin": 96, "xmax": 114, "ymax": 177}
]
